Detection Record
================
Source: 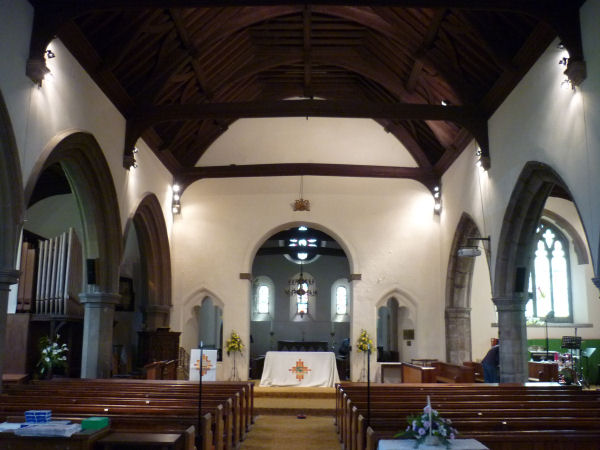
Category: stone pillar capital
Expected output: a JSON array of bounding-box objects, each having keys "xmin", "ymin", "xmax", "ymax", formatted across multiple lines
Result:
[
  {"xmin": 445, "ymin": 307, "xmax": 471, "ymax": 319},
  {"xmin": 492, "ymin": 294, "xmax": 527, "ymax": 312},
  {"xmin": 79, "ymin": 292, "xmax": 120, "ymax": 307},
  {"xmin": 0, "ymin": 268, "xmax": 20, "ymax": 288}
]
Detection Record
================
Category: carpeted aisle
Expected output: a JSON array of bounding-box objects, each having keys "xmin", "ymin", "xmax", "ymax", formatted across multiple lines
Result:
[{"xmin": 240, "ymin": 415, "xmax": 341, "ymax": 449}]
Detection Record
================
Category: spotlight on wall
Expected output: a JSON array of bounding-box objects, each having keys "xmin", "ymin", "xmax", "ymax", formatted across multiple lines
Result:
[
  {"xmin": 172, "ymin": 184, "xmax": 182, "ymax": 215},
  {"xmin": 457, "ymin": 236, "xmax": 490, "ymax": 257},
  {"xmin": 432, "ymin": 185, "xmax": 442, "ymax": 214}
]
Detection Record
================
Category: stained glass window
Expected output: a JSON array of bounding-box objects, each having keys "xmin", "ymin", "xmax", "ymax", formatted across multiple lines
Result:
[{"xmin": 527, "ymin": 222, "xmax": 572, "ymax": 321}]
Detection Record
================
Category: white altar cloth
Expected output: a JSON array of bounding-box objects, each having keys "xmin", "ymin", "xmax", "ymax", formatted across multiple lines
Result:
[
  {"xmin": 259, "ymin": 351, "xmax": 340, "ymax": 387},
  {"xmin": 378, "ymin": 439, "xmax": 488, "ymax": 450}
]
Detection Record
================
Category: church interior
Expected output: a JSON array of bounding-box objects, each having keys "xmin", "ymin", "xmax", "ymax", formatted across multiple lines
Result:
[{"xmin": 1, "ymin": 0, "xmax": 600, "ymax": 448}]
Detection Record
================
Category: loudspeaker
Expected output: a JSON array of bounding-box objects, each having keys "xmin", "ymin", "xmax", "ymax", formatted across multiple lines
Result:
[
  {"xmin": 514, "ymin": 266, "xmax": 526, "ymax": 293},
  {"xmin": 87, "ymin": 258, "xmax": 97, "ymax": 285}
]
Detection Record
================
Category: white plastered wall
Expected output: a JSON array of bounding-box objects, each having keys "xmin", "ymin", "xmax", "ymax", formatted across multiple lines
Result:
[
  {"xmin": 169, "ymin": 175, "xmax": 445, "ymax": 379},
  {"xmin": 0, "ymin": 0, "xmax": 174, "ymax": 244}
]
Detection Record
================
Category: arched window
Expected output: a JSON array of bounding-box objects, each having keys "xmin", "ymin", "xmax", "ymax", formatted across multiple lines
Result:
[
  {"xmin": 288, "ymin": 271, "xmax": 316, "ymax": 320},
  {"xmin": 257, "ymin": 285, "xmax": 270, "ymax": 314},
  {"xmin": 331, "ymin": 278, "xmax": 350, "ymax": 327},
  {"xmin": 527, "ymin": 222, "xmax": 572, "ymax": 322},
  {"xmin": 335, "ymin": 285, "xmax": 347, "ymax": 315},
  {"xmin": 252, "ymin": 276, "xmax": 274, "ymax": 320}
]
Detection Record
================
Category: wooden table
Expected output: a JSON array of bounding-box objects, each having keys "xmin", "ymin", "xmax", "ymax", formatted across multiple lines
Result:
[
  {"xmin": 0, "ymin": 428, "xmax": 108, "ymax": 450},
  {"xmin": 96, "ymin": 431, "xmax": 185, "ymax": 450}
]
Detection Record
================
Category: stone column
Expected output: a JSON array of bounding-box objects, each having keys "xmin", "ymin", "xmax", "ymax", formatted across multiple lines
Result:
[
  {"xmin": 493, "ymin": 294, "xmax": 528, "ymax": 383},
  {"xmin": 80, "ymin": 292, "xmax": 120, "ymax": 378},
  {"xmin": 145, "ymin": 304, "xmax": 171, "ymax": 331},
  {"xmin": 445, "ymin": 307, "xmax": 471, "ymax": 364},
  {"xmin": 0, "ymin": 269, "xmax": 20, "ymax": 393}
]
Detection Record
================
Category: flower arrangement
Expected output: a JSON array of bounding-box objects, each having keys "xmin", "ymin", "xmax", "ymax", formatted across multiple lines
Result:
[
  {"xmin": 225, "ymin": 331, "xmax": 244, "ymax": 355},
  {"xmin": 356, "ymin": 329, "xmax": 373, "ymax": 352},
  {"xmin": 37, "ymin": 335, "xmax": 68, "ymax": 379},
  {"xmin": 394, "ymin": 397, "xmax": 458, "ymax": 447}
]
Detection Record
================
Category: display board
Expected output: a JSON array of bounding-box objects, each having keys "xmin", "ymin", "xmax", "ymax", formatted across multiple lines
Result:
[{"xmin": 189, "ymin": 349, "xmax": 217, "ymax": 381}]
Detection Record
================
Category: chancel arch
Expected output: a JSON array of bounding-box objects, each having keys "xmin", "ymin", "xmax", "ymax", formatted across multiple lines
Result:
[
  {"xmin": 250, "ymin": 222, "xmax": 352, "ymax": 378},
  {"xmin": 445, "ymin": 213, "xmax": 490, "ymax": 364},
  {"xmin": 24, "ymin": 131, "xmax": 122, "ymax": 378},
  {"xmin": 494, "ymin": 161, "xmax": 578, "ymax": 383},
  {"xmin": 0, "ymin": 89, "xmax": 24, "ymax": 391}
]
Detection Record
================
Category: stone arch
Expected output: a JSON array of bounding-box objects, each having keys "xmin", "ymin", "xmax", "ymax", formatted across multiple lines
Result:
[
  {"xmin": 375, "ymin": 288, "xmax": 418, "ymax": 365},
  {"xmin": 0, "ymin": 89, "xmax": 24, "ymax": 390},
  {"xmin": 445, "ymin": 213, "xmax": 486, "ymax": 364},
  {"xmin": 245, "ymin": 220, "xmax": 358, "ymax": 276},
  {"xmin": 24, "ymin": 131, "xmax": 122, "ymax": 378},
  {"xmin": 25, "ymin": 131, "xmax": 122, "ymax": 293},
  {"xmin": 180, "ymin": 288, "xmax": 225, "ymax": 352},
  {"xmin": 127, "ymin": 194, "xmax": 172, "ymax": 330},
  {"xmin": 494, "ymin": 161, "xmax": 575, "ymax": 382}
]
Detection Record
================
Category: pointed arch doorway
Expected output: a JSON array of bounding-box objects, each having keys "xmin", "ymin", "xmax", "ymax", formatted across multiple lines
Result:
[{"xmin": 248, "ymin": 224, "xmax": 352, "ymax": 380}]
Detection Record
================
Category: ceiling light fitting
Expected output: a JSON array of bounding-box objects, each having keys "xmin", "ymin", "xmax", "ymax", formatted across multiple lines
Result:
[{"xmin": 293, "ymin": 176, "xmax": 310, "ymax": 211}]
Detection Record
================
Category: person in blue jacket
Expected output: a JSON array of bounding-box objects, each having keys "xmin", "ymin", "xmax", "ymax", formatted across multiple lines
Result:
[{"xmin": 482, "ymin": 343, "xmax": 500, "ymax": 383}]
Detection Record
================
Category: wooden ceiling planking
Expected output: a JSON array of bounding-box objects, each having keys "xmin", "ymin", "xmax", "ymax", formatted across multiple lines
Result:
[{"xmin": 38, "ymin": 2, "xmax": 569, "ymax": 179}]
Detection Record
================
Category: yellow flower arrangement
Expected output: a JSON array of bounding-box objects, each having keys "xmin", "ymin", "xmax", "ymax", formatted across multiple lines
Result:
[
  {"xmin": 225, "ymin": 330, "xmax": 244, "ymax": 355},
  {"xmin": 356, "ymin": 329, "xmax": 373, "ymax": 352}
]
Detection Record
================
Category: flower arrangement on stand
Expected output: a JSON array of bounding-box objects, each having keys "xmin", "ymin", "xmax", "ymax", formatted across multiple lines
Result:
[
  {"xmin": 37, "ymin": 335, "xmax": 68, "ymax": 379},
  {"xmin": 394, "ymin": 396, "xmax": 458, "ymax": 447},
  {"xmin": 225, "ymin": 331, "xmax": 244, "ymax": 381},
  {"xmin": 356, "ymin": 329, "xmax": 372, "ymax": 381}
]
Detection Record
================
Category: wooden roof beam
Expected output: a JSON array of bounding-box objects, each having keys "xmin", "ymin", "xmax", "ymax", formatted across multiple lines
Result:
[
  {"xmin": 176, "ymin": 163, "xmax": 437, "ymax": 191},
  {"xmin": 303, "ymin": 5, "xmax": 313, "ymax": 99}
]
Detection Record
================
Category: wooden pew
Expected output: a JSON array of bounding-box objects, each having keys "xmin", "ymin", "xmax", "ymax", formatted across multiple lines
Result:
[
  {"xmin": 0, "ymin": 378, "xmax": 255, "ymax": 450},
  {"xmin": 432, "ymin": 361, "xmax": 475, "ymax": 383},
  {"xmin": 463, "ymin": 361, "xmax": 484, "ymax": 382},
  {"xmin": 335, "ymin": 382, "xmax": 600, "ymax": 450}
]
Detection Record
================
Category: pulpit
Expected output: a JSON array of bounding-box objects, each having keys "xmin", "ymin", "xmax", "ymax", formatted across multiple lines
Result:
[{"xmin": 137, "ymin": 329, "xmax": 180, "ymax": 366}]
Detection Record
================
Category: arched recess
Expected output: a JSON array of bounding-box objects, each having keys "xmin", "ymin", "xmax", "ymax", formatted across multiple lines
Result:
[
  {"xmin": 25, "ymin": 131, "xmax": 122, "ymax": 293},
  {"xmin": 0, "ymin": 89, "xmax": 24, "ymax": 391},
  {"xmin": 445, "ymin": 213, "xmax": 487, "ymax": 364},
  {"xmin": 129, "ymin": 194, "xmax": 172, "ymax": 330},
  {"xmin": 375, "ymin": 289, "xmax": 418, "ymax": 364},
  {"xmin": 180, "ymin": 288, "xmax": 225, "ymax": 354},
  {"xmin": 494, "ymin": 161, "xmax": 577, "ymax": 382}
]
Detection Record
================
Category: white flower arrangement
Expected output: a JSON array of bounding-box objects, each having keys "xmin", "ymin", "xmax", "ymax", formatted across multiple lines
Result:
[
  {"xmin": 394, "ymin": 397, "xmax": 458, "ymax": 447},
  {"xmin": 37, "ymin": 335, "xmax": 68, "ymax": 378}
]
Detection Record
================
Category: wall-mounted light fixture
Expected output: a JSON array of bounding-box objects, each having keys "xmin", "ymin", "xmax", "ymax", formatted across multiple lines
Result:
[
  {"xmin": 45, "ymin": 49, "xmax": 56, "ymax": 59},
  {"xmin": 475, "ymin": 147, "xmax": 489, "ymax": 171},
  {"xmin": 172, "ymin": 184, "xmax": 181, "ymax": 214},
  {"xmin": 457, "ymin": 236, "xmax": 490, "ymax": 257},
  {"xmin": 433, "ymin": 185, "xmax": 442, "ymax": 214}
]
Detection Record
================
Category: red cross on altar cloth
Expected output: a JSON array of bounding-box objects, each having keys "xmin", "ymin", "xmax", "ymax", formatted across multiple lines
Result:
[{"xmin": 289, "ymin": 359, "xmax": 312, "ymax": 381}]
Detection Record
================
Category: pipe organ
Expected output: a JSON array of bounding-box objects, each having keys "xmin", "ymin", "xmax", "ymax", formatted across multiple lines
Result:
[{"xmin": 35, "ymin": 228, "xmax": 83, "ymax": 316}]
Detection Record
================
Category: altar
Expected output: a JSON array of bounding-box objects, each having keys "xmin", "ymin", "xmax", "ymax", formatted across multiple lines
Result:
[{"xmin": 259, "ymin": 351, "xmax": 340, "ymax": 387}]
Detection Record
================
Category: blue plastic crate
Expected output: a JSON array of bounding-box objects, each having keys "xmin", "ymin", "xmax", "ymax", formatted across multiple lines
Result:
[{"xmin": 25, "ymin": 410, "xmax": 52, "ymax": 423}]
